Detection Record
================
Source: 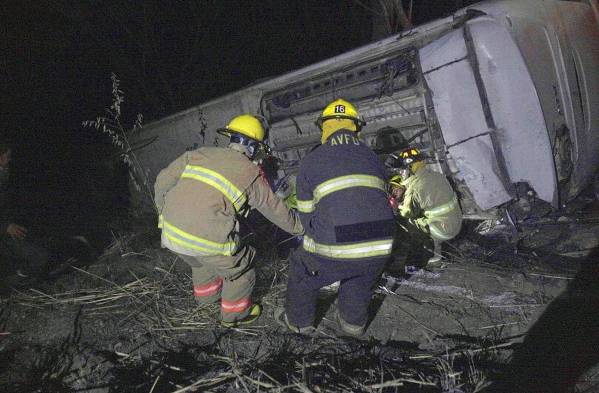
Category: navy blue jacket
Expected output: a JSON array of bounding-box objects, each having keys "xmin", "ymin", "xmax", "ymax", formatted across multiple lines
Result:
[{"xmin": 296, "ymin": 129, "xmax": 395, "ymax": 260}]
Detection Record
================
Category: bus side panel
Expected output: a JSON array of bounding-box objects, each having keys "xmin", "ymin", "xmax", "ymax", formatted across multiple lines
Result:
[
  {"xmin": 135, "ymin": 95, "xmax": 246, "ymax": 187},
  {"xmin": 469, "ymin": 17, "xmax": 557, "ymax": 205},
  {"xmin": 420, "ymin": 27, "xmax": 512, "ymax": 211}
]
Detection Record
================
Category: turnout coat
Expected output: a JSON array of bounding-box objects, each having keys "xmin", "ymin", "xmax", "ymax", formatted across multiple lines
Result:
[{"xmin": 154, "ymin": 146, "xmax": 303, "ymax": 256}]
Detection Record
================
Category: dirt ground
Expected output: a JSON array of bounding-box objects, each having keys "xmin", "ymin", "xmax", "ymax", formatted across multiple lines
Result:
[{"xmin": 1, "ymin": 207, "xmax": 599, "ymax": 392}]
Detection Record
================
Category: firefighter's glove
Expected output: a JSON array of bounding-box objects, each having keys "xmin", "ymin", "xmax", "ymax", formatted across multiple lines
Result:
[{"xmin": 414, "ymin": 217, "xmax": 429, "ymax": 233}]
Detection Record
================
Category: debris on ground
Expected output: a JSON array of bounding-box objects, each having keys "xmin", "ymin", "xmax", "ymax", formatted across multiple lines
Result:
[{"xmin": 1, "ymin": 207, "xmax": 598, "ymax": 392}]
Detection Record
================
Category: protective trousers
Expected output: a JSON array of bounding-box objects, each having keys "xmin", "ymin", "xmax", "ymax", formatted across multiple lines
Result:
[
  {"xmin": 285, "ymin": 248, "xmax": 388, "ymax": 328},
  {"xmin": 388, "ymin": 218, "xmax": 435, "ymax": 270},
  {"xmin": 177, "ymin": 245, "xmax": 256, "ymax": 323}
]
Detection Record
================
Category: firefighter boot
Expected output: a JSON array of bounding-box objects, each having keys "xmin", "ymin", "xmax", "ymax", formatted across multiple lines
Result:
[
  {"xmin": 335, "ymin": 310, "xmax": 366, "ymax": 337},
  {"xmin": 274, "ymin": 308, "xmax": 315, "ymax": 334},
  {"xmin": 221, "ymin": 304, "xmax": 262, "ymax": 328},
  {"xmin": 425, "ymin": 239, "xmax": 444, "ymax": 269}
]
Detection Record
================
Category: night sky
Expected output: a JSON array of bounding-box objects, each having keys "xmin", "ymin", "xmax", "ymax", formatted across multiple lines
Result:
[{"xmin": 1, "ymin": 1, "xmax": 473, "ymax": 243}]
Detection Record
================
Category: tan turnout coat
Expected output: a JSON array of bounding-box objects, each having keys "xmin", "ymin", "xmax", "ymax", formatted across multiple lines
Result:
[
  {"xmin": 399, "ymin": 167, "xmax": 462, "ymax": 241},
  {"xmin": 154, "ymin": 146, "xmax": 303, "ymax": 256}
]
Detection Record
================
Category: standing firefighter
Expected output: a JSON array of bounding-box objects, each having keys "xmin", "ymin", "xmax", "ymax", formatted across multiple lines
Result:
[
  {"xmin": 277, "ymin": 99, "xmax": 395, "ymax": 336},
  {"xmin": 154, "ymin": 115, "xmax": 303, "ymax": 327},
  {"xmin": 387, "ymin": 147, "xmax": 462, "ymax": 268}
]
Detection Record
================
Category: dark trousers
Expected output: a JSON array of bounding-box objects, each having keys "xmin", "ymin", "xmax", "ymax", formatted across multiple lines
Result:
[
  {"xmin": 387, "ymin": 218, "xmax": 433, "ymax": 274},
  {"xmin": 285, "ymin": 248, "xmax": 388, "ymax": 328}
]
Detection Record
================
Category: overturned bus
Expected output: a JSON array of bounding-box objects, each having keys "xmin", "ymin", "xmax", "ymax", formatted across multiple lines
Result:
[{"xmin": 131, "ymin": 0, "xmax": 599, "ymax": 232}]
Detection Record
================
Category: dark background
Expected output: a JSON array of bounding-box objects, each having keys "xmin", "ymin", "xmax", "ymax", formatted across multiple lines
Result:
[{"xmin": 1, "ymin": 1, "xmax": 476, "ymax": 244}]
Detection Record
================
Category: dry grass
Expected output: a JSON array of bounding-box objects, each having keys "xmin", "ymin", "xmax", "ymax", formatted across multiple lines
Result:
[
  {"xmin": 12, "ymin": 225, "xmax": 290, "ymax": 336},
  {"xmin": 14, "ymin": 256, "xmax": 217, "ymax": 333},
  {"xmin": 4, "ymin": 227, "xmax": 505, "ymax": 392}
]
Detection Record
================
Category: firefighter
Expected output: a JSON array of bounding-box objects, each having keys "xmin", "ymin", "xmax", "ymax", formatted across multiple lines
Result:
[
  {"xmin": 276, "ymin": 99, "xmax": 395, "ymax": 336},
  {"xmin": 386, "ymin": 147, "xmax": 462, "ymax": 268},
  {"xmin": 154, "ymin": 114, "xmax": 303, "ymax": 327},
  {"xmin": 0, "ymin": 143, "xmax": 50, "ymax": 281}
]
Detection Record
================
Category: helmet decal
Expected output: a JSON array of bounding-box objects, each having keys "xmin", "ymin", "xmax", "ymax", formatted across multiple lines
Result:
[
  {"xmin": 316, "ymin": 98, "xmax": 366, "ymax": 132},
  {"xmin": 386, "ymin": 147, "xmax": 424, "ymax": 170},
  {"xmin": 334, "ymin": 105, "xmax": 346, "ymax": 114}
]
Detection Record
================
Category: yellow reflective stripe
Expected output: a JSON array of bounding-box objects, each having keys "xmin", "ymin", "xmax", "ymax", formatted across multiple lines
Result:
[
  {"xmin": 296, "ymin": 199, "xmax": 315, "ymax": 213},
  {"xmin": 429, "ymin": 223, "xmax": 454, "ymax": 240},
  {"xmin": 314, "ymin": 175, "xmax": 385, "ymax": 202},
  {"xmin": 162, "ymin": 220, "xmax": 237, "ymax": 255},
  {"xmin": 298, "ymin": 175, "xmax": 386, "ymax": 213},
  {"xmin": 424, "ymin": 197, "xmax": 458, "ymax": 218},
  {"xmin": 158, "ymin": 214, "xmax": 164, "ymax": 228},
  {"xmin": 181, "ymin": 165, "xmax": 247, "ymax": 210},
  {"xmin": 303, "ymin": 236, "xmax": 393, "ymax": 259}
]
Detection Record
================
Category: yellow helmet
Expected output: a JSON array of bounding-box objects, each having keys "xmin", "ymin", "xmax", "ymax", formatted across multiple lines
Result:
[
  {"xmin": 219, "ymin": 114, "xmax": 265, "ymax": 142},
  {"xmin": 315, "ymin": 98, "xmax": 366, "ymax": 131},
  {"xmin": 389, "ymin": 174, "xmax": 403, "ymax": 187}
]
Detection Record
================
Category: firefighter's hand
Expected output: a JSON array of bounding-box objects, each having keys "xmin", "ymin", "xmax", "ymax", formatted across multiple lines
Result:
[{"xmin": 6, "ymin": 223, "xmax": 27, "ymax": 240}]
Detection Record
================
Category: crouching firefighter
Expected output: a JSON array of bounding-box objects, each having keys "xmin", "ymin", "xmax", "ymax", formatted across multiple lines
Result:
[
  {"xmin": 276, "ymin": 99, "xmax": 395, "ymax": 337},
  {"xmin": 387, "ymin": 147, "xmax": 462, "ymax": 269},
  {"xmin": 154, "ymin": 114, "xmax": 303, "ymax": 327}
]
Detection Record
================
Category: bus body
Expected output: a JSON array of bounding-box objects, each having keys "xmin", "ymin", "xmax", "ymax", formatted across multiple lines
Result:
[{"xmin": 132, "ymin": 0, "xmax": 599, "ymax": 224}]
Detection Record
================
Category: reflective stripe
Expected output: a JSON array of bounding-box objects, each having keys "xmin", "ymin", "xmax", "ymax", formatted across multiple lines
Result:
[
  {"xmin": 429, "ymin": 223, "xmax": 454, "ymax": 240},
  {"xmin": 303, "ymin": 236, "xmax": 393, "ymax": 259},
  {"xmin": 181, "ymin": 165, "xmax": 247, "ymax": 211},
  {"xmin": 296, "ymin": 198, "xmax": 314, "ymax": 213},
  {"xmin": 162, "ymin": 220, "xmax": 237, "ymax": 256},
  {"xmin": 424, "ymin": 197, "xmax": 458, "ymax": 218},
  {"xmin": 193, "ymin": 278, "xmax": 223, "ymax": 297},
  {"xmin": 158, "ymin": 214, "xmax": 164, "ymax": 228},
  {"xmin": 297, "ymin": 175, "xmax": 386, "ymax": 213},
  {"xmin": 221, "ymin": 297, "xmax": 251, "ymax": 313}
]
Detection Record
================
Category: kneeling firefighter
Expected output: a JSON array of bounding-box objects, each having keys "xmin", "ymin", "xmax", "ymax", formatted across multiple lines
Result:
[
  {"xmin": 154, "ymin": 114, "xmax": 303, "ymax": 327},
  {"xmin": 387, "ymin": 147, "xmax": 462, "ymax": 269},
  {"xmin": 277, "ymin": 99, "xmax": 395, "ymax": 336}
]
